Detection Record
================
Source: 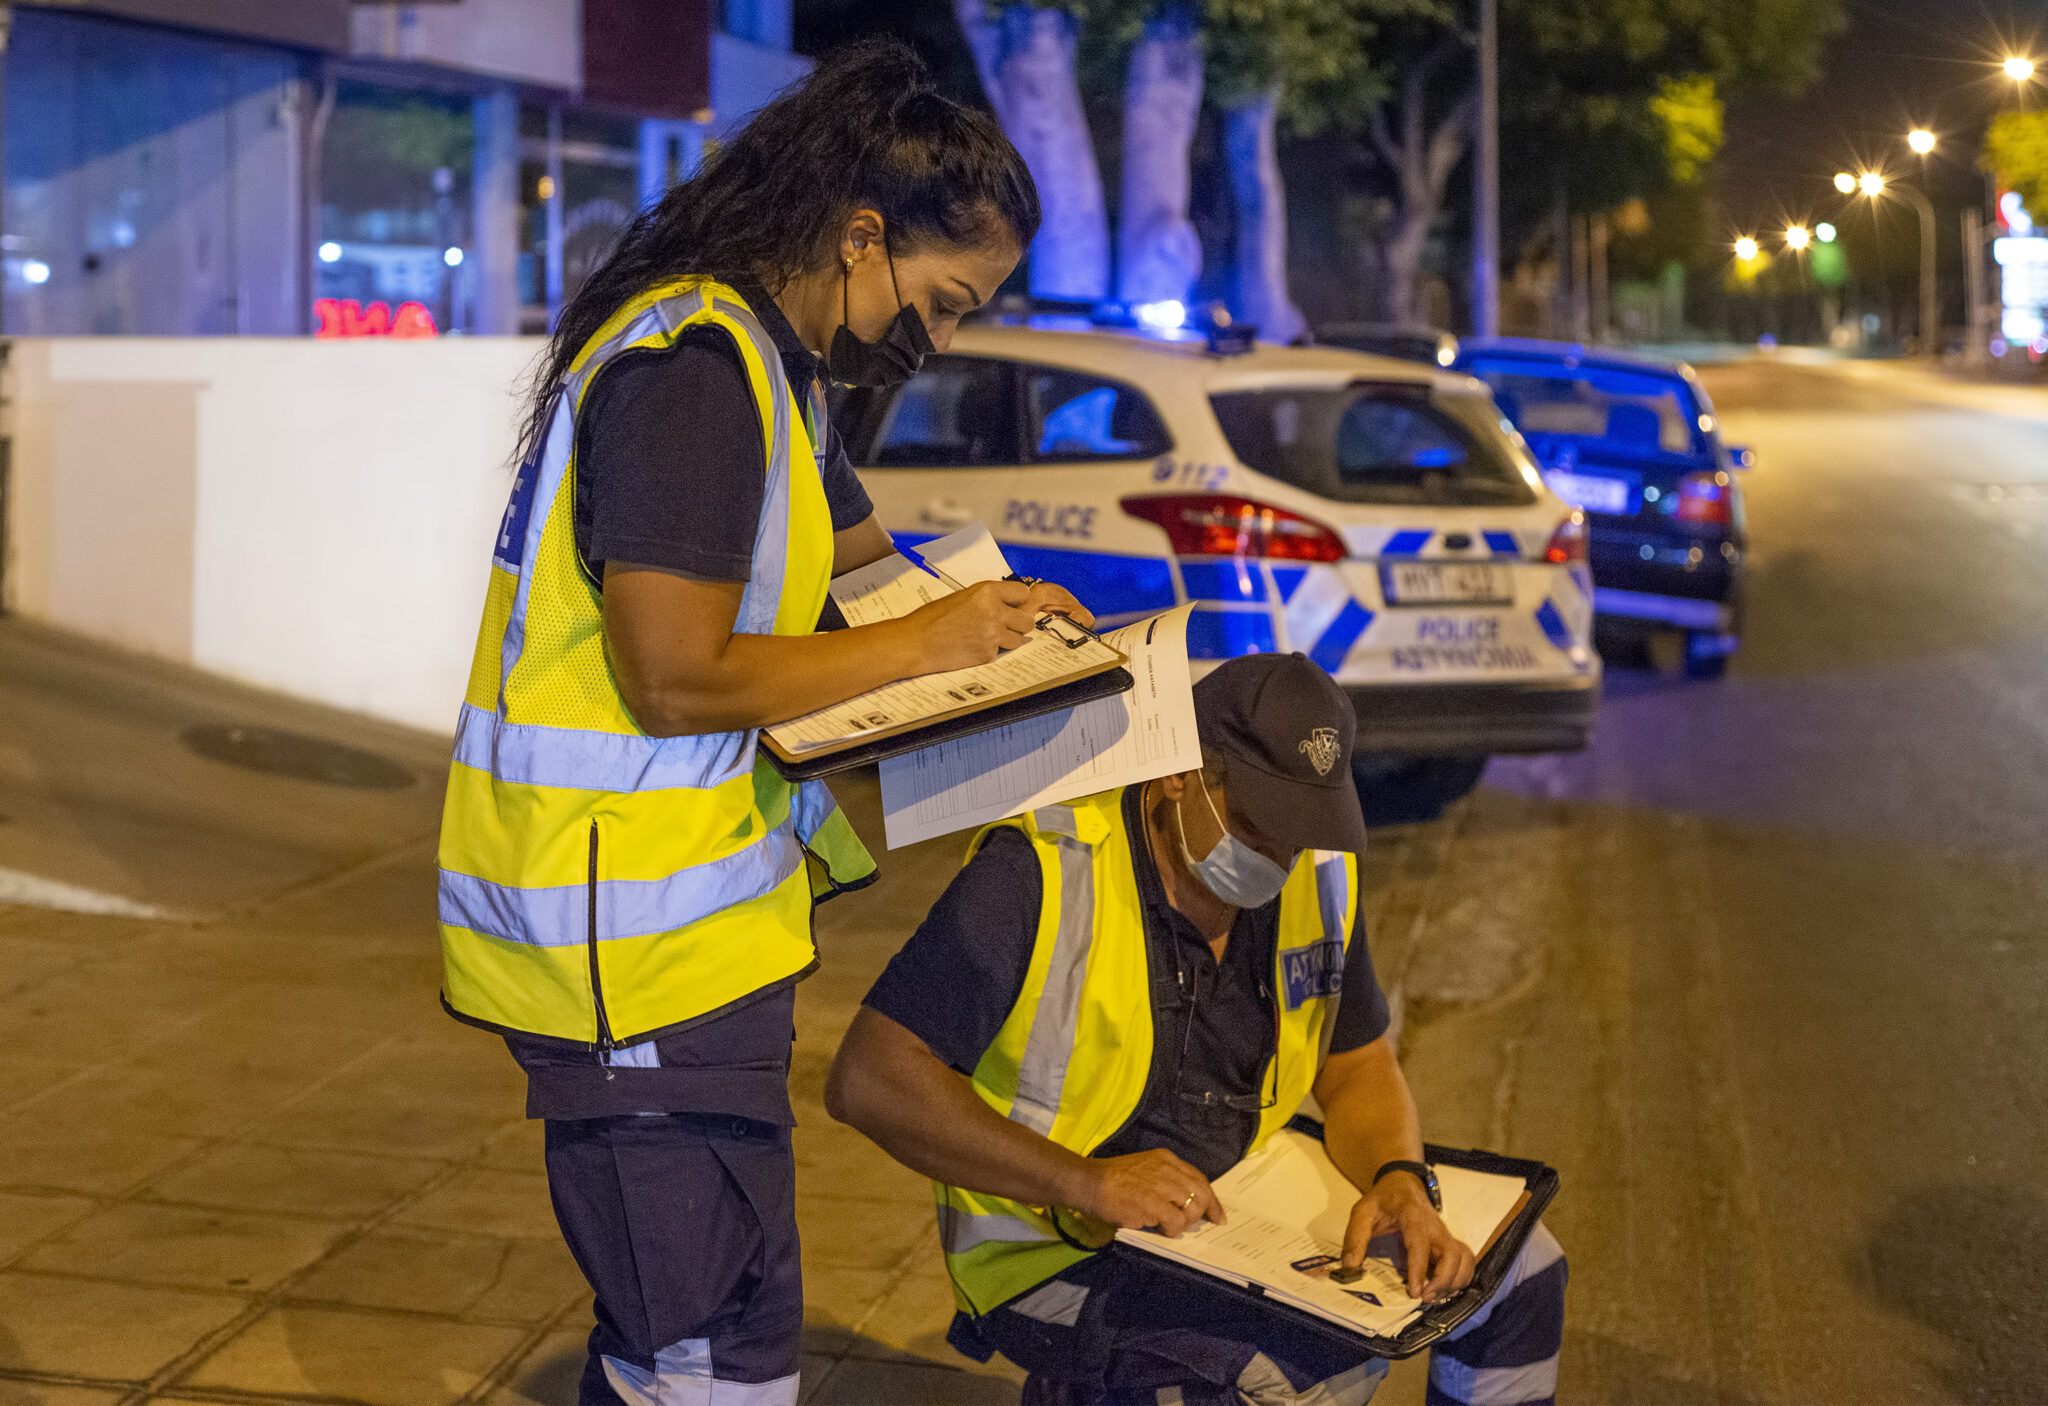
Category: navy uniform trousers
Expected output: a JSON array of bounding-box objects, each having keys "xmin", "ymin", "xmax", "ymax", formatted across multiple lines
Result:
[
  {"xmin": 954, "ymin": 1223, "xmax": 1567, "ymax": 1406},
  {"xmin": 511, "ymin": 988, "xmax": 807, "ymax": 1406},
  {"xmin": 545, "ymin": 1110, "xmax": 803, "ymax": 1405}
]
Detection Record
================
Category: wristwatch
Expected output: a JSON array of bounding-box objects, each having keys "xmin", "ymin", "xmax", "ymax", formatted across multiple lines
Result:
[{"xmin": 1373, "ymin": 1159, "xmax": 1441, "ymax": 1211}]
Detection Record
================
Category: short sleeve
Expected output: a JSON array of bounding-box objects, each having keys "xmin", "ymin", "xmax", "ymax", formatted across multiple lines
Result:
[
  {"xmin": 576, "ymin": 328, "xmax": 766, "ymax": 583},
  {"xmin": 1326, "ymin": 906, "xmax": 1391, "ymax": 1054},
  {"xmin": 819, "ymin": 423, "xmax": 875, "ymax": 532},
  {"xmin": 861, "ymin": 828, "xmax": 1041, "ymax": 1074}
]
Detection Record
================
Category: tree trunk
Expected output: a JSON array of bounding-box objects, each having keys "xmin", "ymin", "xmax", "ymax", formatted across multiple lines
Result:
[
  {"xmin": 1366, "ymin": 49, "xmax": 1474, "ymax": 328},
  {"xmin": 1223, "ymin": 89, "xmax": 1306, "ymax": 344},
  {"xmin": 1378, "ymin": 207, "xmax": 1431, "ymax": 326},
  {"xmin": 1117, "ymin": 6, "xmax": 1202, "ymax": 307},
  {"xmin": 957, "ymin": 0, "xmax": 1110, "ymax": 302}
]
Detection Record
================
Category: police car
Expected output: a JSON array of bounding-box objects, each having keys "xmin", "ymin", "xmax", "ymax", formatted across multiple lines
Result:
[{"xmin": 837, "ymin": 319, "xmax": 1600, "ymax": 820}]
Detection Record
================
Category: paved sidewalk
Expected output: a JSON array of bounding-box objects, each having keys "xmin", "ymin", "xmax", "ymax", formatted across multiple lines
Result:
[
  {"xmin": 0, "ymin": 620, "xmax": 1026, "ymax": 1404},
  {"xmin": 0, "ymin": 619, "xmax": 1436, "ymax": 1406}
]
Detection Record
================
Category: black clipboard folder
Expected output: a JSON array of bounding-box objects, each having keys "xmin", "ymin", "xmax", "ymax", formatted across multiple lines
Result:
[
  {"xmin": 1113, "ymin": 1116, "xmax": 1558, "ymax": 1361},
  {"xmin": 763, "ymin": 666, "xmax": 1135, "ymax": 782}
]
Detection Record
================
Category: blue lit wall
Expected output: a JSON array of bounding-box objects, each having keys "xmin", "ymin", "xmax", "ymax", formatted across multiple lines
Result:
[{"xmin": 4, "ymin": 9, "xmax": 305, "ymax": 334}]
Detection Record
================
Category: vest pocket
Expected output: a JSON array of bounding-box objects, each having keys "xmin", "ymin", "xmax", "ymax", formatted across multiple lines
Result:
[{"xmin": 586, "ymin": 820, "xmax": 616, "ymax": 1050}]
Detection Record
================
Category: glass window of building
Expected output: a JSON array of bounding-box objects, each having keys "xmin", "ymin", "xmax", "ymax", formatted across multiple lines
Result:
[
  {"xmin": 3, "ymin": 8, "xmax": 304, "ymax": 334},
  {"xmin": 318, "ymin": 82, "xmax": 475, "ymax": 336}
]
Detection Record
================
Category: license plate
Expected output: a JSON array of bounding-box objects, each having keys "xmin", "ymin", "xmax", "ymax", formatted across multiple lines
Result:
[
  {"xmin": 1544, "ymin": 469, "xmax": 1631, "ymax": 514},
  {"xmin": 1378, "ymin": 562, "xmax": 1516, "ymax": 606}
]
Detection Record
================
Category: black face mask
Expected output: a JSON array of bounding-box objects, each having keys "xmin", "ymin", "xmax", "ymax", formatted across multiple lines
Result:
[{"xmin": 827, "ymin": 245, "xmax": 934, "ymax": 389}]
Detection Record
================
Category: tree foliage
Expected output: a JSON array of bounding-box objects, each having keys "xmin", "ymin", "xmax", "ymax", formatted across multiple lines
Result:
[
  {"xmin": 1983, "ymin": 111, "xmax": 2048, "ymax": 227},
  {"xmin": 1649, "ymin": 76, "xmax": 1721, "ymax": 185}
]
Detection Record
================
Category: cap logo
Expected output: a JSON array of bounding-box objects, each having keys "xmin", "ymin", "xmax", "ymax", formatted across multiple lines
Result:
[{"xmin": 1299, "ymin": 727, "xmax": 1339, "ymax": 777}]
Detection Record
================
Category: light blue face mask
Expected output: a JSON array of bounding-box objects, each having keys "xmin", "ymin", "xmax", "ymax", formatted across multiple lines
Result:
[{"xmin": 1173, "ymin": 773, "xmax": 1293, "ymax": 909}]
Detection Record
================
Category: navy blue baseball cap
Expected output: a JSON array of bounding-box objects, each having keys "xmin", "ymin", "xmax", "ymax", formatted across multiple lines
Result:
[{"xmin": 1192, "ymin": 653, "xmax": 1369, "ymax": 853}]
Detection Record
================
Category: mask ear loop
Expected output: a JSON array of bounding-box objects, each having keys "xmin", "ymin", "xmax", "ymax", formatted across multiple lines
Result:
[
  {"xmin": 1193, "ymin": 771, "xmax": 1229, "ymax": 849},
  {"xmin": 884, "ymin": 227, "xmax": 909, "ymax": 316}
]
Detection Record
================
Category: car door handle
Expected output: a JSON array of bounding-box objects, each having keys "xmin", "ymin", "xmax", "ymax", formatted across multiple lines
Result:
[{"xmin": 920, "ymin": 498, "xmax": 975, "ymax": 530}]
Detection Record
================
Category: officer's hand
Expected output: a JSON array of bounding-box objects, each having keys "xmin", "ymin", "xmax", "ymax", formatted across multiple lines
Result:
[
  {"xmin": 1021, "ymin": 582, "xmax": 1094, "ymax": 629},
  {"xmin": 1075, "ymin": 1150, "xmax": 1224, "ymax": 1238},
  {"xmin": 903, "ymin": 580, "xmax": 1040, "ymax": 671},
  {"xmin": 1341, "ymin": 1176, "xmax": 1475, "ymax": 1302}
]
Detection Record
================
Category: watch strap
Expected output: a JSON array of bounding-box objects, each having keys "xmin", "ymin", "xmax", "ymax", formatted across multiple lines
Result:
[{"xmin": 1373, "ymin": 1158, "xmax": 1442, "ymax": 1211}]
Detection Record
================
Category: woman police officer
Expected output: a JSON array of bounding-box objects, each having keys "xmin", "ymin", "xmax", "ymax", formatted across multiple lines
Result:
[{"xmin": 436, "ymin": 42, "xmax": 1084, "ymax": 1404}]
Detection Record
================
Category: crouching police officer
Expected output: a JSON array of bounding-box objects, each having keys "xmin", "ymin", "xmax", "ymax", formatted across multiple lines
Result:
[
  {"xmin": 434, "ymin": 41, "xmax": 1079, "ymax": 1406},
  {"xmin": 827, "ymin": 654, "xmax": 1566, "ymax": 1405}
]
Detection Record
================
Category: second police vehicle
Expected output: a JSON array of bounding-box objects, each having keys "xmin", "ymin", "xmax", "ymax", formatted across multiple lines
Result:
[
  {"xmin": 837, "ymin": 314, "xmax": 1600, "ymax": 821},
  {"xmin": 1454, "ymin": 339, "xmax": 1750, "ymax": 680}
]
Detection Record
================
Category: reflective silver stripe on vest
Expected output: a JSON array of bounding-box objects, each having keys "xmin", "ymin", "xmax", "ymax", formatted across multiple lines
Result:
[
  {"xmin": 937, "ymin": 1203, "xmax": 1056, "ymax": 1254},
  {"xmin": 1008, "ymin": 832, "xmax": 1095, "ymax": 1136},
  {"xmin": 485, "ymin": 283, "xmax": 799, "ymax": 789},
  {"xmin": 498, "ymin": 299, "xmax": 677, "ymax": 694},
  {"xmin": 1031, "ymin": 806, "xmax": 1079, "ymax": 838},
  {"xmin": 452, "ymin": 703, "xmax": 757, "ymax": 793},
  {"xmin": 711, "ymin": 295, "xmax": 792, "ymax": 638},
  {"xmin": 1314, "ymin": 851, "xmax": 1347, "ymax": 942},
  {"xmin": 440, "ymin": 824, "xmax": 803, "ymax": 945}
]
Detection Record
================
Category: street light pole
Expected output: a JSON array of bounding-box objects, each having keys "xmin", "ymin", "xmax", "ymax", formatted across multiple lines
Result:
[
  {"xmin": 1472, "ymin": 0, "xmax": 1499, "ymax": 337},
  {"xmin": 1894, "ymin": 183, "xmax": 1938, "ymax": 357},
  {"xmin": 1842, "ymin": 171, "xmax": 1940, "ymax": 358}
]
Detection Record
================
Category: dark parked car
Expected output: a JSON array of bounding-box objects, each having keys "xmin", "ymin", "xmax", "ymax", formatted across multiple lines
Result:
[
  {"xmin": 1453, "ymin": 339, "xmax": 1749, "ymax": 679},
  {"xmin": 1317, "ymin": 322, "xmax": 1459, "ymax": 368}
]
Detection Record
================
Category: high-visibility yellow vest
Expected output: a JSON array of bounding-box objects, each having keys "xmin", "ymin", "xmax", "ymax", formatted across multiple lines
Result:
[
  {"xmin": 438, "ymin": 277, "xmax": 877, "ymax": 1048},
  {"xmin": 935, "ymin": 789, "xmax": 1357, "ymax": 1315}
]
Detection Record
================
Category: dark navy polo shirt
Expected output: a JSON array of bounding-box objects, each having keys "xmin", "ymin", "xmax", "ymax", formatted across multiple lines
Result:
[
  {"xmin": 572, "ymin": 278, "xmax": 874, "ymax": 585},
  {"xmin": 862, "ymin": 785, "xmax": 1390, "ymax": 1181}
]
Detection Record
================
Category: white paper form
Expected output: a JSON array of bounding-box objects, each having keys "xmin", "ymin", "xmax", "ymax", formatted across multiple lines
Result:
[
  {"xmin": 828, "ymin": 551, "xmax": 953, "ymax": 628},
  {"xmin": 767, "ymin": 629, "xmax": 1122, "ymax": 754},
  {"xmin": 876, "ymin": 604, "xmax": 1199, "ymax": 849},
  {"xmin": 827, "ymin": 524, "xmax": 1010, "ymax": 628},
  {"xmin": 1115, "ymin": 1129, "xmax": 1530, "ymax": 1342},
  {"xmin": 909, "ymin": 522, "xmax": 1012, "ymax": 587}
]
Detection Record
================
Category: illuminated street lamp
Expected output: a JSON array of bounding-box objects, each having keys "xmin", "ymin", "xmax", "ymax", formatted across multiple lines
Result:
[
  {"xmin": 1907, "ymin": 128, "xmax": 1937, "ymax": 155},
  {"xmin": 1841, "ymin": 170, "xmax": 1939, "ymax": 355},
  {"xmin": 1733, "ymin": 236, "xmax": 1761, "ymax": 261},
  {"xmin": 1816, "ymin": 222, "xmax": 1837, "ymax": 243},
  {"xmin": 2004, "ymin": 55, "xmax": 2036, "ymax": 83},
  {"xmin": 1834, "ymin": 172, "xmax": 1858, "ymax": 194},
  {"xmin": 1785, "ymin": 225, "xmax": 1811, "ymax": 250}
]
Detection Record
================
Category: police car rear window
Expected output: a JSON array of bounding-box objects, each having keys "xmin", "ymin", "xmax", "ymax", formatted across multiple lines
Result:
[
  {"xmin": 1209, "ymin": 385, "xmax": 1535, "ymax": 506},
  {"xmin": 1462, "ymin": 359, "xmax": 1703, "ymax": 458}
]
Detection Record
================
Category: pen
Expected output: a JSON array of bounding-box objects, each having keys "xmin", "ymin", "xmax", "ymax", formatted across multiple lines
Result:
[{"xmin": 920, "ymin": 563, "xmax": 1107, "ymax": 650}]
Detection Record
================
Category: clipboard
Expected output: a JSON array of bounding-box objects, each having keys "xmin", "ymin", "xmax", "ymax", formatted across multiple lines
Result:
[
  {"xmin": 764, "ymin": 664, "xmax": 1135, "ymax": 781},
  {"xmin": 1112, "ymin": 1116, "xmax": 1558, "ymax": 1361}
]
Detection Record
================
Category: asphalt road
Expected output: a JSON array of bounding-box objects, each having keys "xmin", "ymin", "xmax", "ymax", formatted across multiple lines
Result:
[{"xmin": 1375, "ymin": 357, "xmax": 2048, "ymax": 1403}]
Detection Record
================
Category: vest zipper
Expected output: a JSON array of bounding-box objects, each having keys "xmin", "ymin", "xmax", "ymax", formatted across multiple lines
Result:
[{"xmin": 586, "ymin": 820, "xmax": 616, "ymax": 1053}]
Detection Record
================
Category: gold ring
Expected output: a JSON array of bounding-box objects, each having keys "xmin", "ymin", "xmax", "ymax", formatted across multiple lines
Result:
[{"xmin": 1182, "ymin": 1191, "xmax": 1197, "ymax": 1209}]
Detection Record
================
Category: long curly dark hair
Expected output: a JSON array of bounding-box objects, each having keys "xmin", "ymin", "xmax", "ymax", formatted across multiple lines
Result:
[{"xmin": 515, "ymin": 38, "xmax": 1039, "ymax": 466}]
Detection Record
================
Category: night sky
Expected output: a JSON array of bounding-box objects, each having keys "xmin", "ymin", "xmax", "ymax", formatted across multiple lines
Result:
[{"xmin": 1717, "ymin": 0, "xmax": 2045, "ymax": 241}]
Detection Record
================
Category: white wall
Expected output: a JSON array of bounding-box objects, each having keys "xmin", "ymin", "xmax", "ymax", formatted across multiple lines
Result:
[{"xmin": 4, "ymin": 337, "xmax": 544, "ymax": 734}]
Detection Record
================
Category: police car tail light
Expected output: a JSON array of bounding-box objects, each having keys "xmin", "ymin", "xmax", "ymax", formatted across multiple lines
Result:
[
  {"xmin": 1120, "ymin": 494, "xmax": 1347, "ymax": 562},
  {"xmin": 1676, "ymin": 471, "xmax": 1734, "ymax": 526},
  {"xmin": 1544, "ymin": 511, "xmax": 1589, "ymax": 565}
]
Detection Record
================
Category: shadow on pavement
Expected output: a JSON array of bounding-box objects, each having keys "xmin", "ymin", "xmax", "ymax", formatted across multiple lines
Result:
[
  {"xmin": 1561, "ymin": 1330, "xmax": 1765, "ymax": 1405},
  {"xmin": 1862, "ymin": 1183, "xmax": 2048, "ymax": 1400}
]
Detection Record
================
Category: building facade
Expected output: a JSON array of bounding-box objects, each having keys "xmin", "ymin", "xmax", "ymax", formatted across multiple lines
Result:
[{"xmin": 1, "ymin": 0, "xmax": 806, "ymax": 336}]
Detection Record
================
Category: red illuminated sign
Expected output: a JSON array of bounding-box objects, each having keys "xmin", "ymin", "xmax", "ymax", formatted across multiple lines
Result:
[{"xmin": 314, "ymin": 298, "xmax": 440, "ymax": 339}]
